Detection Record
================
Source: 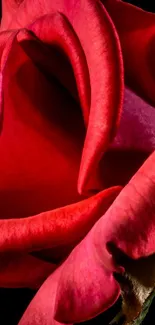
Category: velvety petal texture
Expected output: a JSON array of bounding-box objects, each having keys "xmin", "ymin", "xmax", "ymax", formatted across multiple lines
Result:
[
  {"xmin": 18, "ymin": 267, "xmax": 72, "ymax": 325},
  {"xmin": 0, "ymin": 186, "xmax": 121, "ymax": 287},
  {"xmin": 0, "ymin": 0, "xmax": 123, "ymax": 221},
  {"xmin": 1, "ymin": 0, "xmax": 155, "ymax": 324},
  {"xmin": 18, "ymin": 152, "xmax": 155, "ymax": 325},
  {"xmin": 111, "ymin": 88, "xmax": 155, "ymax": 152},
  {"xmin": 0, "ymin": 187, "xmax": 121, "ymax": 254},
  {"xmin": 0, "ymin": 0, "xmax": 124, "ymax": 286},
  {"xmin": 55, "ymin": 152, "xmax": 155, "ymax": 323},
  {"xmin": 96, "ymin": 88, "xmax": 155, "ymax": 189}
]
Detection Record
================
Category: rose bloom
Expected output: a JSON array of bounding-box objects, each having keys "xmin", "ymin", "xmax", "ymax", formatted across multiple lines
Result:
[{"xmin": 0, "ymin": 0, "xmax": 155, "ymax": 324}]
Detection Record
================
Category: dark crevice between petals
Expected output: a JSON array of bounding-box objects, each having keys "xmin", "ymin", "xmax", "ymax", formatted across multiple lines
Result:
[
  {"xmin": 20, "ymin": 38, "xmax": 81, "ymax": 111},
  {"xmin": 18, "ymin": 14, "xmax": 91, "ymax": 124},
  {"xmin": 18, "ymin": 35, "xmax": 86, "ymax": 131},
  {"xmin": 107, "ymin": 243, "xmax": 155, "ymax": 324}
]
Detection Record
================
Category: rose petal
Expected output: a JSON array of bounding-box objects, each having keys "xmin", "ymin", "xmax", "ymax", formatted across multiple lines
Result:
[
  {"xmin": 0, "ymin": 29, "xmax": 85, "ymax": 217},
  {"xmin": 1, "ymin": 0, "xmax": 23, "ymax": 31},
  {"xmin": 54, "ymin": 151, "xmax": 155, "ymax": 323},
  {"xmin": 0, "ymin": 254, "xmax": 56, "ymax": 288},
  {"xmin": 0, "ymin": 30, "xmax": 17, "ymax": 121},
  {"xmin": 0, "ymin": 0, "xmax": 123, "ymax": 215},
  {"xmin": 18, "ymin": 267, "xmax": 71, "ymax": 325},
  {"xmin": 100, "ymin": 151, "xmax": 155, "ymax": 259},
  {"xmin": 111, "ymin": 87, "xmax": 155, "ymax": 152},
  {"xmin": 0, "ymin": 186, "xmax": 121, "ymax": 253},
  {"xmin": 18, "ymin": 152, "xmax": 155, "ymax": 324},
  {"xmin": 2, "ymin": 0, "xmax": 124, "ymax": 195},
  {"xmin": 17, "ymin": 201, "xmax": 121, "ymax": 324},
  {"xmin": 18, "ymin": 14, "xmax": 90, "ymax": 125},
  {"xmin": 103, "ymin": 0, "xmax": 155, "ymax": 105},
  {"xmin": 93, "ymin": 88, "xmax": 155, "ymax": 190}
]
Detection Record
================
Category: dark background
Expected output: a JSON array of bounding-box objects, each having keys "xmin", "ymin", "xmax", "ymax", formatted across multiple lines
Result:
[{"xmin": 0, "ymin": 0, "xmax": 155, "ymax": 324}]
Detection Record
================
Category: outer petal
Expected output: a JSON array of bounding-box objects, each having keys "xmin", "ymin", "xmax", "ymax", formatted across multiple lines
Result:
[
  {"xmin": 18, "ymin": 152, "xmax": 155, "ymax": 324},
  {"xmin": 111, "ymin": 88, "xmax": 155, "ymax": 152},
  {"xmin": 54, "ymin": 151, "xmax": 155, "ymax": 323},
  {"xmin": 97, "ymin": 88, "xmax": 155, "ymax": 188},
  {"xmin": 0, "ymin": 254, "xmax": 56, "ymax": 288},
  {"xmin": 89, "ymin": 88, "xmax": 155, "ymax": 190},
  {"xmin": 18, "ymin": 267, "xmax": 72, "ymax": 325},
  {"xmin": 99, "ymin": 150, "xmax": 155, "ymax": 259},
  {"xmin": 0, "ymin": 186, "xmax": 121, "ymax": 254},
  {"xmin": 103, "ymin": 0, "xmax": 155, "ymax": 106},
  {"xmin": 18, "ymin": 201, "xmax": 122, "ymax": 324}
]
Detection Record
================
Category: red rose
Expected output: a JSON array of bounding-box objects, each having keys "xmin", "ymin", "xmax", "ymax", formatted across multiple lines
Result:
[{"xmin": 0, "ymin": 0, "xmax": 155, "ymax": 324}]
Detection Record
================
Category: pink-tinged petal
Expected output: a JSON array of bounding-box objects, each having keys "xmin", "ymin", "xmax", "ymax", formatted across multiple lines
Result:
[
  {"xmin": 0, "ymin": 186, "xmax": 121, "ymax": 253},
  {"xmin": 0, "ymin": 31, "xmax": 17, "ymax": 120},
  {"xmin": 54, "ymin": 151, "xmax": 155, "ymax": 323},
  {"xmin": 91, "ymin": 88, "xmax": 155, "ymax": 190},
  {"xmin": 19, "ymin": 192, "xmax": 121, "ymax": 324},
  {"xmin": 0, "ymin": 30, "xmax": 15, "ymax": 59},
  {"xmin": 111, "ymin": 88, "xmax": 155, "ymax": 152},
  {"xmin": 0, "ymin": 254, "xmax": 56, "ymax": 288},
  {"xmin": 103, "ymin": 0, "xmax": 155, "ymax": 106},
  {"xmin": 18, "ymin": 151, "xmax": 155, "ymax": 323},
  {"xmin": 4, "ymin": 0, "xmax": 123, "ymax": 195},
  {"xmin": 97, "ymin": 150, "xmax": 155, "ymax": 259},
  {"xmin": 54, "ymin": 232, "xmax": 121, "ymax": 323},
  {"xmin": 1, "ymin": 0, "xmax": 23, "ymax": 31},
  {"xmin": 98, "ymin": 87, "xmax": 155, "ymax": 187},
  {"xmin": 18, "ymin": 267, "xmax": 72, "ymax": 325}
]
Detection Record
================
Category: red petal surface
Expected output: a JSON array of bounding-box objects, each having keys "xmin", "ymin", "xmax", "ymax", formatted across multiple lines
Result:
[
  {"xmin": 0, "ymin": 0, "xmax": 123, "ymax": 195},
  {"xmin": 54, "ymin": 151, "xmax": 155, "ymax": 323},
  {"xmin": 0, "ymin": 254, "xmax": 56, "ymax": 288},
  {"xmin": 18, "ymin": 14, "xmax": 90, "ymax": 125},
  {"xmin": 1, "ymin": 0, "xmax": 23, "ymax": 31},
  {"xmin": 16, "ymin": 151, "xmax": 155, "ymax": 323},
  {"xmin": 103, "ymin": 0, "xmax": 155, "ymax": 105},
  {"xmin": 0, "ymin": 186, "xmax": 121, "ymax": 254},
  {"xmin": 1, "ymin": 1, "xmax": 155, "ymax": 322},
  {"xmin": 0, "ymin": 29, "xmax": 84, "ymax": 218}
]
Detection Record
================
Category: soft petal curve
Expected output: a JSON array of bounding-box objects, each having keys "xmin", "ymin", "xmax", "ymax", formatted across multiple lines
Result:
[
  {"xmin": 0, "ymin": 186, "xmax": 121, "ymax": 253},
  {"xmin": 0, "ymin": 254, "xmax": 56, "ymax": 288},
  {"xmin": 18, "ymin": 151, "xmax": 155, "ymax": 324},
  {"xmin": 111, "ymin": 87, "xmax": 155, "ymax": 152},
  {"xmin": 18, "ymin": 266, "xmax": 71, "ymax": 325},
  {"xmin": 93, "ymin": 88, "xmax": 155, "ymax": 190},
  {"xmin": 54, "ymin": 151, "xmax": 155, "ymax": 323},
  {"xmin": 103, "ymin": 0, "xmax": 155, "ymax": 106},
  {"xmin": 2, "ymin": 0, "xmax": 124, "ymax": 195}
]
